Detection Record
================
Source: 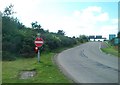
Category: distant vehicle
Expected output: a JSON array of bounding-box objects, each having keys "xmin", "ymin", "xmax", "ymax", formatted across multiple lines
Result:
[{"xmin": 98, "ymin": 40, "xmax": 102, "ymax": 42}]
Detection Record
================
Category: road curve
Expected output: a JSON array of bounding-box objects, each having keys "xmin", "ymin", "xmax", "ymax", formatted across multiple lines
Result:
[{"xmin": 56, "ymin": 42, "xmax": 119, "ymax": 83}]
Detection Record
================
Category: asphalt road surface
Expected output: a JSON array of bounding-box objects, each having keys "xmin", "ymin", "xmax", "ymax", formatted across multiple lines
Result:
[{"xmin": 56, "ymin": 42, "xmax": 119, "ymax": 83}]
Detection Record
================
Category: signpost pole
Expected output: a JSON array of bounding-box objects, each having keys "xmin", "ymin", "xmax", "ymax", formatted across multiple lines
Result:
[
  {"xmin": 38, "ymin": 33, "xmax": 40, "ymax": 63},
  {"xmin": 38, "ymin": 48, "xmax": 40, "ymax": 63}
]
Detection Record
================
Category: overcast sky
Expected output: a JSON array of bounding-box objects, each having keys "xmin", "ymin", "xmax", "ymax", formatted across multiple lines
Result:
[{"xmin": 0, "ymin": 0, "xmax": 119, "ymax": 39}]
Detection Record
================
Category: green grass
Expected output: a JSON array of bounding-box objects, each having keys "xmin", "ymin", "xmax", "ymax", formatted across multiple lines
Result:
[
  {"xmin": 2, "ymin": 52, "xmax": 72, "ymax": 83},
  {"xmin": 2, "ymin": 42, "xmax": 84, "ymax": 83},
  {"xmin": 101, "ymin": 47, "xmax": 119, "ymax": 57},
  {"xmin": 101, "ymin": 42, "xmax": 119, "ymax": 57}
]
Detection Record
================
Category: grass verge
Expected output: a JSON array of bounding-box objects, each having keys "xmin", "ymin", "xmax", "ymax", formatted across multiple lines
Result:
[
  {"xmin": 101, "ymin": 42, "xmax": 120, "ymax": 57},
  {"xmin": 2, "ymin": 43, "xmax": 83, "ymax": 83},
  {"xmin": 2, "ymin": 52, "xmax": 73, "ymax": 83}
]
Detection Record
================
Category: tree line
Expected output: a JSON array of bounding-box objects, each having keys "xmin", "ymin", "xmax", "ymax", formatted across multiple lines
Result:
[{"xmin": 2, "ymin": 5, "xmax": 88, "ymax": 61}]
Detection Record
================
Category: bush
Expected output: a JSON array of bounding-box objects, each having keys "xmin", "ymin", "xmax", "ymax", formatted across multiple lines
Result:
[
  {"xmin": 2, "ymin": 51, "xmax": 16, "ymax": 61},
  {"xmin": 2, "ymin": 6, "xmax": 86, "ymax": 61}
]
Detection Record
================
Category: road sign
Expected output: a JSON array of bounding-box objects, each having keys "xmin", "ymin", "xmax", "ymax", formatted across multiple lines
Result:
[
  {"xmin": 34, "ymin": 37, "xmax": 44, "ymax": 47},
  {"xmin": 96, "ymin": 35, "xmax": 102, "ymax": 39},
  {"xmin": 89, "ymin": 36, "xmax": 95, "ymax": 39}
]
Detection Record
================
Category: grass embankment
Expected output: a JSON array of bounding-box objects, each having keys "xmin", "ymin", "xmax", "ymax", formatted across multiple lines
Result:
[
  {"xmin": 101, "ymin": 42, "xmax": 120, "ymax": 57},
  {"xmin": 2, "ymin": 52, "xmax": 72, "ymax": 83},
  {"xmin": 2, "ymin": 44, "xmax": 82, "ymax": 83}
]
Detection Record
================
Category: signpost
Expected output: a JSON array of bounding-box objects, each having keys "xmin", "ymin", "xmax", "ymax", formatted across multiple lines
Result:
[{"xmin": 34, "ymin": 37, "xmax": 44, "ymax": 63}]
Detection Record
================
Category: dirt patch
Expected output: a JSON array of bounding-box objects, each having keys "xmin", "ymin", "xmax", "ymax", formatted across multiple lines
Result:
[{"xmin": 19, "ymin": 69, "xmax": 36, "ymax": 79}]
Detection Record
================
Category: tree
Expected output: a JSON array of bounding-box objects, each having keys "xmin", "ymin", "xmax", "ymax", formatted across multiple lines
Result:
[
  {"xmin": 3, "ymin": 4, "xmax": 16, "ymax": 17},
  {"xmin": 79, "ymin": 35, "xmax": 88, "ymax": 43},
  {"xmin": 57, "ymin": 30, "xmax": 65, "ymax": 35},
  {"xmin": 31, "ymin": 21, "xmax": 41, "ymax": 29},
  {"xmin": 2, "ymin": 5, "xmax": 84, "ymax": 61}
]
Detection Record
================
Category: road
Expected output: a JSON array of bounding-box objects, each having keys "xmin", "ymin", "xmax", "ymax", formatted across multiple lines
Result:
[{"xmin": 56, "ymin": 42, "xmax": 119, "ymax": 83}]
